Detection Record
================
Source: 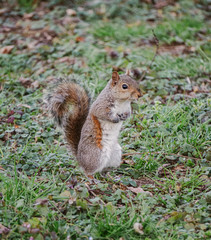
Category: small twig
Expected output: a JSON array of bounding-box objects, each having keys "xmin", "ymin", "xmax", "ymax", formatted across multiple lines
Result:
[
  {"xmin": 139, "ymin": 30, "xmax": 160, "ymax": 82},
  {"xmin": 122, "ymin": 151, "xmax": 201, "ymax": 161},
  {"xmin": 148, "ymin": 30, "xmax": 160, "ymax": 69}
]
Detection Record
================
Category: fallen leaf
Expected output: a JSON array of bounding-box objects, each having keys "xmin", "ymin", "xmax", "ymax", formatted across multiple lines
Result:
[
  {"xmin": 27, "ymin": 41, "xmax": 38, "ymax": 50},
  {"xmin": 0, "ymin": 223, "xmax": 10, "ymax": 235},
  {"xmin": 66, "ymin": 9, "xmax": 77, "ymax": 16},
  {"xmin": 133, "ymin": 222, "xmax": 144, "ymax": 235},
  {"xmin": 29, "ymin": 228, "xmax": 40, "ymax": 234},
  {"xmin": 0, "ymin": 8, "xmax": 8, "ymax": 15},
  {"xmin": 23, "ymin": 12, "xmax": 35, "ymax": 19},
  {"xmin": 55, "ymin": 57, "xmax": 75, "ymax": 64},
  {"xmin": 17, "ymin": 104, "xmax": 31, "ymax": 109},
  {"xmin": 0, "ymin": 45, "xmax": 14, "ymax": 54},
  {"xmin": 75, "ymin": 36, "xmax": 85, "ymax": 42},
  {"xmin": 193, "ymin": 86, "xmax": 199, "ymax": 93},
  {"xmin": 155, "ymin": 0, "xmax": 175, "ymax": 9},
  {"xmin": 128, "ymin": 187, "xmax": 153, "ymax": 196},
  {"xmin": 35, "ymin": 198, "xmax": 49, "ymax": 206},
  {"xmin": 19, "ymin": 77, "xmax": 32, "ymax": 88},
  {"xmin": 7, "ymin": 110, "xmax": 15, "ymax": 117},
  {"xmin": 7, "ymin": 116, "xmax": 15, "ymax": 124}
]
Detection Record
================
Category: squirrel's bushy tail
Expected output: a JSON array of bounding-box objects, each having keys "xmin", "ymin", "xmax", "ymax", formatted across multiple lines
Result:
[{"xmin": 46, "ymin": 82, "xmax": 90, "ymax": 155}]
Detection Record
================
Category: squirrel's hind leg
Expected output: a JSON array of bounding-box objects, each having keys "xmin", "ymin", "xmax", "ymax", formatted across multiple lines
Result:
[
  {"xmin": 106, "ymin": 143, "xmax": 122, "ymax": 168},
  {"xmin": 78, "ymin": 144, "xmax": 110, "ymax": 175}
]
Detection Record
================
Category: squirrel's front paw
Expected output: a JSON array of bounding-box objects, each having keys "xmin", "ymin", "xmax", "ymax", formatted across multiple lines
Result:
[{"xmin": 118, "ymin": 112, "xmax": 130, "ymax": 121}]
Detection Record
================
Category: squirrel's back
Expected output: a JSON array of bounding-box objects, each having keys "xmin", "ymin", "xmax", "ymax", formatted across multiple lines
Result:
[{"xmin": 46, "ymin": 82, "xmax": 90, "ymax": 155}]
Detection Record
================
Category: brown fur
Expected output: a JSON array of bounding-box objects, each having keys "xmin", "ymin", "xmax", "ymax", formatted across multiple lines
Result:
[
  {"xmin": 92, "ymin": 115, "xmax": 102, "ymax": 149},
  {"xmin": 46, "ymin": 82, "xmax": 90, "ymax": 155}
]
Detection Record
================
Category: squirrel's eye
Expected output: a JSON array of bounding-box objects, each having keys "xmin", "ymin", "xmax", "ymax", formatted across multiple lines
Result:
[{"xmin": 122, "ymin": 84, "xmax": 128, "ymax": 89}]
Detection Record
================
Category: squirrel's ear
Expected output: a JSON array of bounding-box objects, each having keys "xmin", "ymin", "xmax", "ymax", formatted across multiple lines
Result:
[
  {"xmin": 112, "ymin": 71, "xmax": 120, "ymax": 86},
  {"xmin": 125, "ymin": 69, "xmax": 130, "ymax": 76}
]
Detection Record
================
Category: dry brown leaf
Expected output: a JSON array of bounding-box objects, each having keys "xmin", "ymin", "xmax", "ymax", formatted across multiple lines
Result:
[
  {"xmin": 23, "ymin": 12, "xmax": 35, "ymax": 19},
  {"xmin": 0, "ymin": 45, "xmax": 14, "ymax": 54},
  {"xmin": 19, "ymin": 77, "xmax": 32, "ymax": 88},
  {"xmin": 0, "ymin": 8, "xmax": 8, "ymax": 15},
  {"xmin": 66, "ymin": 9, "xmax": 77, "ymax": 16},
  {"xmin": 0, "ymin": 223, "xmax": 10, "ymax": 235},
  {"xmin": 17, "ymin": 104, "xmax": 31, "ymax": 109},
  {"xmin": 155, "ymin": 0, "xmax": 175, "ymax": 9},
  {"xmin": 34, "ymin": 198, "xmax": 49, "ymax": 206},
  {"xmin": 55, "ymin": 57, "xmax": 75, "ymax": 64},
  {"xmin": 27, "ymin": 41, "xmax": 38, "ymax": 50},
  {"xmin": 128, "ymin": 187, "xmax": 153, "ymax": 196},
  {"xmin": 75, "ymin": 36, "xmax": 85, "ymax": 42},
  {"xmin": 193, "ymin": 86, "xmax": 199, "ymax": 93}
]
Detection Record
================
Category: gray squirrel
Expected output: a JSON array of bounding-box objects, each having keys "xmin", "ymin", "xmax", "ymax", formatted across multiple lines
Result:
[{"xmin": 46, "ymin": 71, "xmax": 141, "ymax": 176}]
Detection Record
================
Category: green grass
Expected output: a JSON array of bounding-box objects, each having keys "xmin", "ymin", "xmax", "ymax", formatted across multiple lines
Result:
[
  {"xmin": 0, "ymin": 0, "xmax": 211, "ymax": 239},
  {"xmin": 92, "ymin": 15, "xmax": 210, "ymax": 44}
]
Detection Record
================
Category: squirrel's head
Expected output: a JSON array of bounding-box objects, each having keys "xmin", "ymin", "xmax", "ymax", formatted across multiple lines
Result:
[{"xmin": 110, "ymin": 71, "xmax": 141, "ymax": 101}]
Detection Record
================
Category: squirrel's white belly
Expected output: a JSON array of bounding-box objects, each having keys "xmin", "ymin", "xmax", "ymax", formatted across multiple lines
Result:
[
  {"xmin": 101, "ymin": 121, "xmax": 122, "ymax": 143},
  {"xmin": 99, "ymin": 120, "xmax": 122, "ymax": 169},
  {"xmin": 98, "ymin": 101, "xmax": 131, "ymax": 170}
]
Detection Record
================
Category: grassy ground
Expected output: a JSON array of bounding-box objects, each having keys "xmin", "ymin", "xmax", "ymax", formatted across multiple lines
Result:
[{"xmin": 0, "ymin": 0, "xmax": 211, "ymax": 239}]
